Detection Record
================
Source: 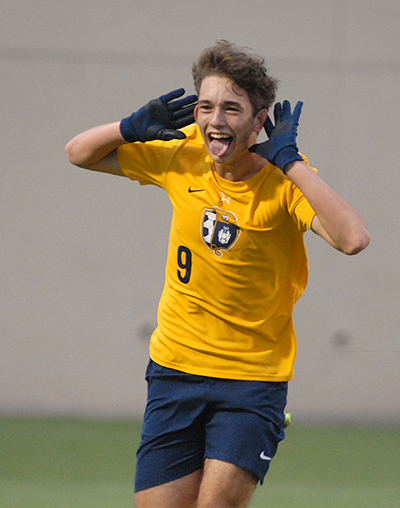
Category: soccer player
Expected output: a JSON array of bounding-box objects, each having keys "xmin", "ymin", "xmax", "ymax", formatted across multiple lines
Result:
[{"xmin": 65, "ymin": 40, "xmax": 370, "ymax": 508}]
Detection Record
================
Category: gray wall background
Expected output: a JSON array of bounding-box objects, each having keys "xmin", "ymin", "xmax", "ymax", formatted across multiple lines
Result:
[{"xmin": 1, "ymin": 0, "xmax": 399, "ymax": 423}]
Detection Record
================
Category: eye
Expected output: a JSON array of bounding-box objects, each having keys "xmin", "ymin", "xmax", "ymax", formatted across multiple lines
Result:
[
  {"xmin": 225, "ymin": 105, "xmax": 241, "ymax": 113},
  {"xmin": 198, "ymin": 103, "xmax": 212, "ymax": 111}
]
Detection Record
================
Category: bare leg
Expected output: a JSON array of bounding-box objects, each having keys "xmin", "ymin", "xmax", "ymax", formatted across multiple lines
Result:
[
  {"xmin": 134, "ymin": 469, "xmax": 203, "ymax": 508},
  {"xmin": 197, "ymin": 458, "xmax": 258, "ymax": 508},
  {"xmin": 134, "ymin": 459, "xmax": 257, "ymax": 508}
]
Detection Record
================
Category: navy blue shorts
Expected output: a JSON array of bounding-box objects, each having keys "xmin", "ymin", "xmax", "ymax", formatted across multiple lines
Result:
[{"xmin": 135, "ymin": 360, "xmax": 288, "ymax": 492}]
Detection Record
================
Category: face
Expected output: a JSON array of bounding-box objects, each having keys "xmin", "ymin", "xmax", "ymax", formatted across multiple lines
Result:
[{"xmin": 194, "ymin": 75, "xmax": 266, "ymax": 167}]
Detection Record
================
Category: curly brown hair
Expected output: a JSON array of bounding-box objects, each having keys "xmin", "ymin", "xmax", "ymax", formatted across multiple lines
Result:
[{"xmin": 192, "ymin": 40, "xmax": 278, "ymax": 115}]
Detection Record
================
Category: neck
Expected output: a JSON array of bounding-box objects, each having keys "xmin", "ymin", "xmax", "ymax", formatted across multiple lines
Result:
[{"xmin": 214, "ymin": 152, "xmax": 266, "ymax": 182}]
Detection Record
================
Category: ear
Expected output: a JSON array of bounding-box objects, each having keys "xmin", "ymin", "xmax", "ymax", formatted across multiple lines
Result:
[
  {"xmin": 194, "ymin": 104, "xmax": 199, "ymax": 122},
  {"xmin": 253, "ymin": 109, "xmax": 268, "ymax": 133}
]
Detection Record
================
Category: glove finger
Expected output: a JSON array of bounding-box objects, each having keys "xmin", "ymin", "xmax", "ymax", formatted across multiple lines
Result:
[
  {"xmin": 174, "ymin": 113, "xmax": 195, "ymax": 129},
  {"xmin": 159, "ymin": 129, "xmax": 187, "ymax": 141},
  {"xmin": 159, "ymin": 88, "xmax": 186, "ymax": 104},
  {"xmin": 248, "ymin": 142, "xmax": 260, "ymax": 153},
  {"xmin": 292, "ymin": 101, "xmax": 303, "ymax": 124},
  {"xmin": 249, "ymin": 140, "xmax": 270, "ymax": 159},
  {"xmin": 264, "ymin": 116, "xmax": 275, "ymax": 136},
  {"xmin": 273, "ymin": 103, "xmax": 282, "ymax": 125},
  {"xmin": 168, "ymin": 94, "xmax": 198, "ymax": 112},
  {"xmin": 282, "ymin": 100, "xmax": 292, "ymax": 120},
  {"xmin": 172, "ymin": 103, "xmax": 196, "ymax": 119}
]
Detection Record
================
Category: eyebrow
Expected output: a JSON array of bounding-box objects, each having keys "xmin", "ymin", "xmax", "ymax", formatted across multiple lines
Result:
[{"xmin": 198, "ymin": 99, "xmax": 243, "ymax": 108}]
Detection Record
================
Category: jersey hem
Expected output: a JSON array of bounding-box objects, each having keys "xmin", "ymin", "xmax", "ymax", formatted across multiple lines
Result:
[{"xmin": 149, "ymin": 354, "xmax": 293, "ymax": 382}]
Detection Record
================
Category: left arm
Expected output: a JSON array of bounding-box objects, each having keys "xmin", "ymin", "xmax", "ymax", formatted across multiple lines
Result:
[
  {"xmin": 249, "ymin": 100, "xmax": 370, "ymax": 255},
  {"xmin": 284, "ymin": 160, "xmax": 370, "ymax": 255}
]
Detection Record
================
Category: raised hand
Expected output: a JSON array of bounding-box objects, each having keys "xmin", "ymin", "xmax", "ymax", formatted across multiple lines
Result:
[
  {"xmin": 120, "ymin": 88, "xmax": 198, "ymax": 143},
  {"xmin": 250, "ymin": 100, "xmax": 303, "ymax": 173}
]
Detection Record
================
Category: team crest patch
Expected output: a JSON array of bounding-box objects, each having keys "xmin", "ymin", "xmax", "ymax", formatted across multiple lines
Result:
[{"xmin": 201, "ymin": 207, "xmax": 241, "ymax": 257}]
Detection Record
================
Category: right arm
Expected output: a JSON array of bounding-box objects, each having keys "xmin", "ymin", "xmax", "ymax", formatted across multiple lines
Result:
[
  {"xmin": 65, "ymin": 122, "xmax": 127, "ymax": 176},
  {"xmin": 65, "ymin": 88, "xmax": 197, "ymax": 177}
]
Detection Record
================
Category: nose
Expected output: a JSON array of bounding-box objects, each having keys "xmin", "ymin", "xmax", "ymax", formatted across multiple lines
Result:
[{"xmin": 210, "ymin": 108, "xmax": 227, "ymax": 127}]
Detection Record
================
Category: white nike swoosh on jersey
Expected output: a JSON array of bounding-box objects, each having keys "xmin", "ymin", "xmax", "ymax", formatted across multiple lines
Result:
[{"xmin": 259, "ymin": 451, "xmax": 272, "ymax": 461}]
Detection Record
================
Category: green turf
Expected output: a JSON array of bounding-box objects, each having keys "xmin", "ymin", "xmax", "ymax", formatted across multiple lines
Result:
[
  {"xmin": 0, "ymin": 417, "xmax": 140, "ymax": 508},
  {"xmin": 251, "ymin": 424, "xmax": 400, "ymax": 508},
  {"xmin": 0, "ymin": 416, "xmax": 399, "ymax": 508}
]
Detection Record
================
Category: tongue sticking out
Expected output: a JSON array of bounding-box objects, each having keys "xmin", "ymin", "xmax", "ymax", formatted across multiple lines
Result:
[{"xmin": 209, "ymin": 136, "xmax": 232, "ymax": 157}]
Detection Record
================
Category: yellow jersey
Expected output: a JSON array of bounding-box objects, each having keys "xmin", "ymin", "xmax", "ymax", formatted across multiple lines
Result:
[{"xmin": 118, "ymin": 124, "xmax": 316, "ymax": 381}]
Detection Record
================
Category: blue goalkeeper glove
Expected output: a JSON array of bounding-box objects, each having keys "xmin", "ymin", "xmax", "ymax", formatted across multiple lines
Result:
[
  {"xmin": 120, "ymin": 88, "xmax": 198, "ymax": 143},
  {"xmin": 249, "ymin": 100, "xmax": 304, "ymax": 173}
]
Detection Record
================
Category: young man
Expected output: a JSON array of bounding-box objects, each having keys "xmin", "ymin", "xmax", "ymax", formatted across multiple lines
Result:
[{"xmin": 65, "ymin": 41, "xmax": 370, "ymax": 508}]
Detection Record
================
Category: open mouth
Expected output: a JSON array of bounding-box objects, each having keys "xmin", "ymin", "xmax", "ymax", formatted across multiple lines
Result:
[{"xmin": 208, "ymin": 133, "xmax": 233, "ymax": 157}]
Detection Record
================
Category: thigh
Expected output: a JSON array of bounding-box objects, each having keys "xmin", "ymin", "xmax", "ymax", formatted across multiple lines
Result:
[
  {"xmin": 135, "ymin": 469, "xmax": 203, "ymax": 508},
  {"xmin": 197, "ymin": 458, "xmax": 257, "ymax": 508}
]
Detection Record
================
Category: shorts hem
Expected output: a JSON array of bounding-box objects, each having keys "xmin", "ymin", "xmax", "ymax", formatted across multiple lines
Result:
[{"xmin": 135, "ymin": 461, "xmax": 204, "ymax": 493}]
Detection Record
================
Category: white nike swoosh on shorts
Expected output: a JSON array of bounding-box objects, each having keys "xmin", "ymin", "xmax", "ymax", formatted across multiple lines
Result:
[{"xmin": 259, "ymin": 451, "xmax": 272, "ymax": 461}]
